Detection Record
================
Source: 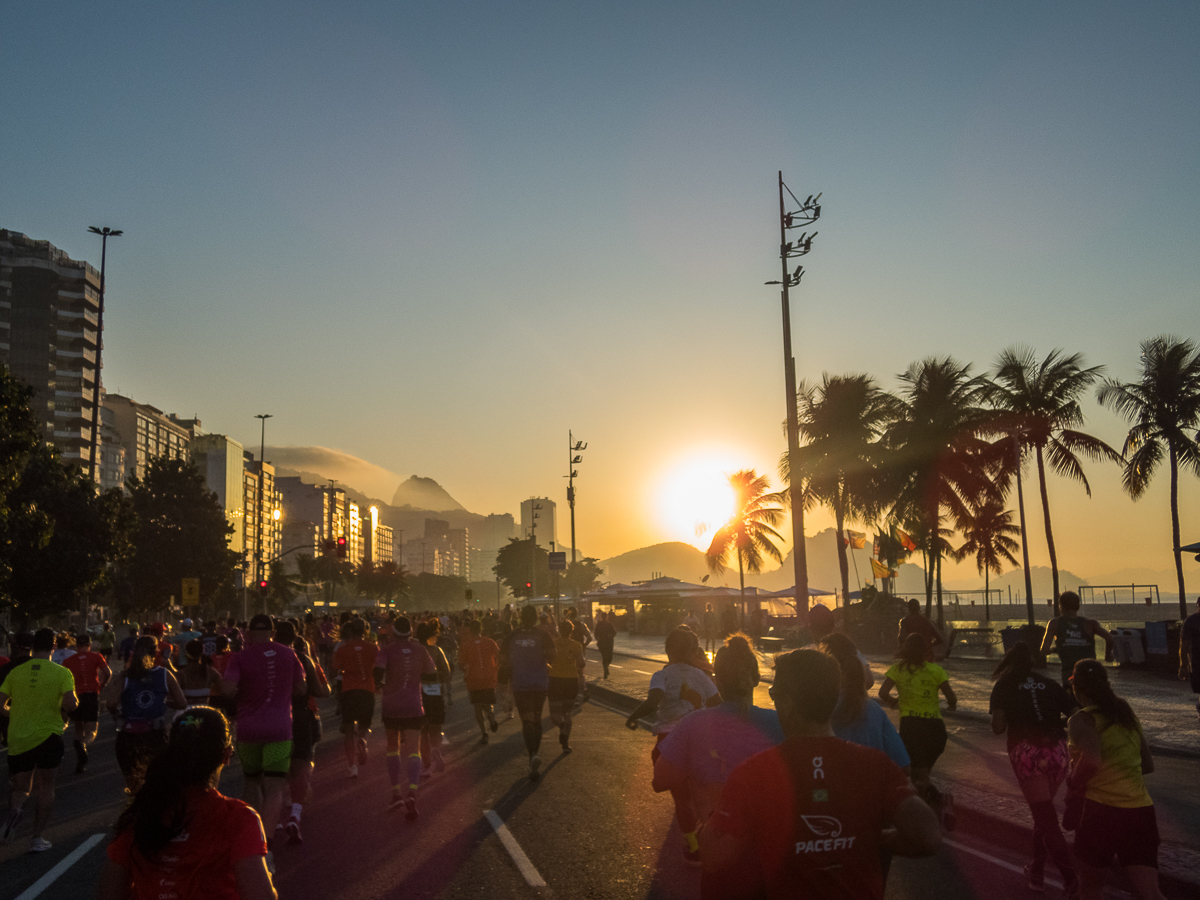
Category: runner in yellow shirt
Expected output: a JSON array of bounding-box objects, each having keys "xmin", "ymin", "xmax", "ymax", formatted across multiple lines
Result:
[{"xmin": 548, "ymin": 621, "xmax": 585, "ymax": 753}]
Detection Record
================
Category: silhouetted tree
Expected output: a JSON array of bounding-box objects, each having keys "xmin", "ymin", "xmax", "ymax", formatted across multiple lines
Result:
[
  {"xmin": 952, "ymin": 499, "xmax": 1019, "ymax": 621},
  {"xmin": 704, "ymin": 470, "xmax": 785, "ymax": 619}
]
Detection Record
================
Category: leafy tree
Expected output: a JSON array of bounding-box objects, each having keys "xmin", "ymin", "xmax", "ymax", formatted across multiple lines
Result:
[
  {"xmin": 266, "ymin": 558, "xmax": 294, "ymax": 614},
  {"xmin": 952, "ymin": 499, "xmax": 1019, "ymax": 621},
  {"xmin": 0, "ymin": 365, "xmax": 45, "ymax": 602},
  {"xmin": 356, "ymin": 559, "xmax": 407, "ymax": 605},
  {"xmin": 408, "ymin": 572, "xmax": 470, "ymax": 608},
  {"xmin": 1098, "ymin": 336, "xmax": 1200, "ymax": 619},
  {"xmin": 124, "ymin": 457, "xmax": 240, "ymax": 616},
  {"xmin": 785, "ymin": 374, "xmax": 900, "ymax": 602},
  {"xmin": 704, "ymin": 470, "xmax": 786, "ymax": 618},
  {"xmin": 986, "ymin": 348, "xmax": 1121, "ymax": 613},
  {"xmin": 562, "ymin": 557, "xmax": 604, "ymax": 597},
  {"xmin": 883, "ymin": 357, "xmax": 999, "ymax": 627},
  {"xmin": 494, "ymin": 538, "xmax": 551, "ymax": 599}
]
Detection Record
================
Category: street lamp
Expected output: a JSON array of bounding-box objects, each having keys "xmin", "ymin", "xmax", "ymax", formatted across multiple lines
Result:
[
  {"xmin": 764, "ymin": 176, "xmax": 821, "ymax": 615},
  {"xmin": 565, "ymin": 431, "xmax": 587, "ymax": 596},
  {"xmin": 254, "ymin": 413, "xmax": 272, "ymax": 612},
  {"xmin": 86, "ymin": 226, "xmax": 122, "ymax": 486}
]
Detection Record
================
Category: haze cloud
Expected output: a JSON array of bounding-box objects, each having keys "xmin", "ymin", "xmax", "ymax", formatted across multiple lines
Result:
[{"xmin": 265, "ymin": 445, "xmax": 401, "ymax": 502}]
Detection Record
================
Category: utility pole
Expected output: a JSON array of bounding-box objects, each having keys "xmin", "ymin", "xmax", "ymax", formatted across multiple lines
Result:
[
  {"xmin": 767, "ymin": 174, "xmax": 821, "ymax": 615},
  {"xmin": 326, "ymin": 480, "xmax": 337, "ymax": 607},
  {"xmin": 529, "ymin": 500, "xmax": 541, "ymax": 600},
  {"xmin": 86, "ymin": 226, "xmax": 122, "ymax": 486},
  {"xmin": 566, "ymin": 432, "xmax": 586, "ymax": 596}
]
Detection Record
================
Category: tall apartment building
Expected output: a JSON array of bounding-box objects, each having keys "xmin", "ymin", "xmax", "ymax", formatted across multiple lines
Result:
[
  {"xmin": 0, "ymin": 229, "xmax": 103, "ymax": 474},
  {"xmin": 192, "ymin": 434, "xmax": 247, "ymax": 556},
  {"xmin": 243, "ymin": 453, "xmax": 281, "ymax": 584},
  {"xmin": 401, "ymin": 518, "xmax": 467, "ymax": 578},
  {"xmin": 521, "ymin": 497, "xmax": 557, "ymax": 547},
  {"xmin": 103, "ymin": 394, "xmax": 192, "ymax": 485},
  {"xmin": 97, "ymin": 406, "xmax": 126, "ymax": 491},
  {"xmin": 363, "ymin": 505, "xmax": 394, "ymax": 566},
  {"xmin": 276, "ymin": 478, "xmax": 352, "ymax": 568}
]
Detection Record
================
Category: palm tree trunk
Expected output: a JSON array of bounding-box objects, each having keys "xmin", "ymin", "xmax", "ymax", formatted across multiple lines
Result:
[
  {"xmin": 1035, "ymin": 445, "xmax": 1061, "ymax": 616},
  {"xmin": 923, "ymin": 547, "xmax": 933, "ymax": 617},
  {"xmin": 1170, "ymin": 446, "xmax": 1187, "ymax": 619},
  {"xmin": 738, "ymin": 540, "xmax": 746, "ymax": 628},
  {"xmin": 935, "ymin": 549, "xmax": 944, "ymax": 630},
  {"xmin": 1014, "ymin": 436, "xmax": 1035, "ymax": 627},
  {"xmin": 984, "ymin": 568, "xmax": 990, "ymax": 623},
  {"xmin": 834, "ymin": 495, "xmax": 850, "ymax": 608}
]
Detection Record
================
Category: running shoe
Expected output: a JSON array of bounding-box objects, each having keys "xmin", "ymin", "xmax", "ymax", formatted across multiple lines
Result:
[
  {"xmin": 559, "ymin": 733, "xmax": 572, "ymax": 754},
  {"xmin": 286, "ymin": 818, "xmax": 303, "ymax": 845},
  {"xmin": 348, "ymin": 764, "xmax": 359, "ymax": 778},
  {"xmin": 387, "ymin": 794, "xmax": 406, "ymax": 812},
  {"xmin": 404, "ymin": 796, "xmax": 419, "ymax": 821},
  {"xmin": 478, "ymin": 733, "xmax": 488, "ymax": 745},
  {"xmin": 29, "ymin": 837, "xmax": 52, "ymax": 853},
  {"xmin": 357, "ymin": 738, "xmax": 368, "ymax": 765},
  {"xmin": 529, "ymin": 755, "xmax": 542, "ymax": 782},
  {"xmin": 2, "ymin": 808, "xmax": 23, "ymax": 842},
  {"xmin": 489, "ymin": 715, "xmax": 499, "ymax": 733},
  {"xmin": 682, "ymin": 848, "xmax": 701, "ymax": 867},
  {"xmin": 1023, "ymin": 863, "xmax": 1046, "ymax": 893},
  {"xmin": 1062, "ymin": 872, "xmax": 1080, "ymax": 900}
]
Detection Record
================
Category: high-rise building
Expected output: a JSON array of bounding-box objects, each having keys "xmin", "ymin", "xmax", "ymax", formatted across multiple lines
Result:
[
  {"xmin": 243, "ymin": 452, "xmax": 281, "ymax": 584},
  {"xmin": 192, "ymin": 434, "xmax": 247, "ymax": 556},
  {"xmin": 97, "ymin": 406, "xmax": 126, "ymax": 492},
  {"xmin": 363, "ymin": 506, "xmax": 394, "ymax": 566},
  {"xmin": 103, "ymin": 394, "xmax": 192, "ymax": 485},
  {"xmin": 520, "ymin": 497, "xmax": 557, "ymax": 547},
  {"xmin": 0, "ymin": 229, "xmax": 103, "ymax": 474}
]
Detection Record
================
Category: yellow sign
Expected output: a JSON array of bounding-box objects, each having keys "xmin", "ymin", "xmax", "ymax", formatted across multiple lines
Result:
[{"xmin": 181, "ymin": 578, "xmax": 201, "ymax": 605}]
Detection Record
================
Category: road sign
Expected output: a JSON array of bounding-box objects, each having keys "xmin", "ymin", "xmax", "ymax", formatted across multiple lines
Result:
[
  {"xmin": 181, "ymin": 577, "xmax": 200, "ymax": 605},
  {"xmin": 548, "ymin": 551, "xmax": 566, "ymax": 571}
]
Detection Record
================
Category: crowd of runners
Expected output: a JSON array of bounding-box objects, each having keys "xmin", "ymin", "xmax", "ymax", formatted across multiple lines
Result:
[{"xmin": 0, "ymin": 589, "xmax": 1192, "ymax": 899}]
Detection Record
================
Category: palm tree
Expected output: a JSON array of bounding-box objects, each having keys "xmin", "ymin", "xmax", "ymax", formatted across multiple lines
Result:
[
  {"xmin": 781, "ymin": 374, "xmax": 900, "ymax": 603},
  {"xmin": 1098, "ymin": 336, "xmax": 1200, "ymax": 619},
  {"xmin": 986, "ymin": 348, "xmax": 1122, "ymax": 613},
  {"xmin": 952, "ymin": 499, "xmax": 1019, "ymax": 622},
  {"xmin": 882, "ymin": 357, "xmax": 1000, "ymax": 627},
  {"xmin": 704, "ymin": 470, "xmax": 786, "ymax": 622}
]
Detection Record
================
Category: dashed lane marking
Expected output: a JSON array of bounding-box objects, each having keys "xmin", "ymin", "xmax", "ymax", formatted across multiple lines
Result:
[
  {"xmin": 633, "ymin": 670, "xmax": 653, "ymax": 675},
  {"xmin": 942, "ymin": 838, "xmax": 1064, "ymax": 890},
  {"xmin": 485, "ymin": 809, "xmax": 548, "ymax": 888},
  {"xmin": 15, "ymin": 833, "xmax": 105, "ymax": 900}
]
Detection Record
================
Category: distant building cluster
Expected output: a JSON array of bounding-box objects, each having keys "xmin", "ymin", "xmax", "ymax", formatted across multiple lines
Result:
[
  {"xmin": 401, "ymin": 518, "xmax": 469, "ymax": 579},
  {"xmin": 0, "ymin": 228, "xmax": 393, "ymax": 588}
]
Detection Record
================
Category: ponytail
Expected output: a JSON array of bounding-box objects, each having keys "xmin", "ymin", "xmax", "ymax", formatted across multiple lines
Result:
[
  {"xmin": 126, "ymin": 635, "xmax": 159, "ymax": 680},
  {"xmin": 992, "ymin": 641, "xmax": 1033, "ymax": 684},
  {"xmin": 897, "ymin": 632, "xmax": 929, "ymax": 674},
  {"xmin": 714, "ymin": 633, "xmax": 758, "ymax": 716},
  {"xmin": 819, "ymin": 633, "xmax": 866, "ymax": 727},
  {"xmin": 115, "ymin": 706, "xmax": 231, "ymax": 859},
  {"xmin": 1071, "ymin": 659, "xmax": 1138, "ymax": 732}
]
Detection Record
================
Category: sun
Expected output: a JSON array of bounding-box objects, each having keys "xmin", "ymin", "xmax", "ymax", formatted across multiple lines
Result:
[{"xmin": 657, "ymin": 455, "xmax": 740, "ymax": 550}]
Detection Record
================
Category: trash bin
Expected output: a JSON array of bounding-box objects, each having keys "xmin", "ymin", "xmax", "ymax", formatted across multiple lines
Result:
[{"xmin": 1112, "ymin": 628, "xmax": 1146, "ymax": 665}]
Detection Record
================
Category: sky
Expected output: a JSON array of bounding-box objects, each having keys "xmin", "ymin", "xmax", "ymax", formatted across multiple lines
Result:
[{"xmin": 3, "ymin": 2, "xmax": 1198, "ymax": 588}]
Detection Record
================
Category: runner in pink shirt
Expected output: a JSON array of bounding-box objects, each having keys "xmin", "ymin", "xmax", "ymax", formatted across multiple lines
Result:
[{"xmin": 373, "ymin": 618, "xmax": 436, "ymax": 820}]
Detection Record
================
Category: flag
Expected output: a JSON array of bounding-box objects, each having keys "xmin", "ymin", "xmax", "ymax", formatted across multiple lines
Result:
[
  {"xmin": 896, "ymin": 528, "xmax": 917, "ymax": 552},
  {"xmin": 844, "ymin": 530, "xmax": 866, "ymax": 549},
  {"xmin": 872, "ymin": 536, "xmax": 880, "ymax": 558},
  {"xmin": 870, "ymin": 559, "xmax": 896, "ymax": 579}
]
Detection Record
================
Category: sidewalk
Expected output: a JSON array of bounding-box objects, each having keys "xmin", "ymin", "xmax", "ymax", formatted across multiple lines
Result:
[{"xmin": 607, "ymin": 632, "xmax": 1200, "ymax": 759}]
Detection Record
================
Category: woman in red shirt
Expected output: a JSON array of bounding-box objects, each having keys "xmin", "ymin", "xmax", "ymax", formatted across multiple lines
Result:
[{"xmin": 96, "ymin": 706, "xmax": 277, "ymax": 900}]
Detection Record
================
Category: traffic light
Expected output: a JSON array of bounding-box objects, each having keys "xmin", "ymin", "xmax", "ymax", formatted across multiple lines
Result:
[
  {"xmin": 258, "ymin": 579, "xmax": 269, "ymax": 599},
  {"xmin": 336, "ymin": 536, "xmax": 347, "ymax": 559},
  {"xmin": 525, "ymin": 582, "xmax": 532, "ymax": 592}
]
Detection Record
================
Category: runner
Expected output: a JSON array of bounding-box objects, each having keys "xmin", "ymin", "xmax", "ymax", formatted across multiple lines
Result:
[
  {"xmin": 652, "ymin": 634, "xmax": 783, "ymax": 866},
  {"xmin": 548, "ymin": 619, "xmax": 585, "ymax": 754},
  {"xmin": 178, "ymin": 639, "xmax": 222, "ymax": 708},
  {"xmin": 702, "ymin": 649, "xmax": 941, "ymax": 899},
  {"xmin": 220, "ymin": 614, "xmax": 306, "ymax": 854},
  {"xmin": 0, "ymin": 628, "xmax": 78, "ymax": 852},
  {"xmin": 494, "ymin": 610, "xmax": 516, "ymax": 720},
  {"xmin": 0, "ymin": 633, "xmax": 33, "ymax": 747},
  {"xmin": 97, "ymin": 622, "xmax": 117, "ymax": 662},
  {"xmin": 818, "ymin": 634, "xmax": 909, "ymax": 769},
  {"xmin": 207, "ymin": 634, "xmax": 239, "ymax": 725},
  {"xmin": 1040, "ymin": 590, "xmax": 1114, "ymax": 689},
  {"xmin": 105, "ymin": 635, "xmax": 187, "ymax": 794},
  {"xmin": 989, "ymin": 640, "xmax": 1079, "ymax": 895},
  {"xmin": 501, "ymin": 605, "xmax": 556, "ymax": 781},
  {"xmin": 331, "ymin": 618, "xmax": 378, "ymax": 778},
  {"xmin": 460, "ymin": 619, "xmax": 500, "ymax": 744},
  {"xmin": 276, "ymin": 624, "xmax": 330, "ymax": 844},
  {"xmin": 116, "ymin": 626, "xmax": 138, "ymax": 667},
  {"xmin": 50, "ymin": 632, "xmax": 76, "ymax": 666},
  {"xmin": 702, "ymin": 604, "xmax": 718, "ymax": 653},
  {"xmin": 897, "ymin": 598, "xmax": 944, "ymax": 660},
  {"xmin": 373, "ymin": 617, "xmax": 436, "ymax": 820},
  {"xmin": 625, "ymin": 627, "xmax": 721, "ymax": 860},
  {"xmin": 806, "ymin": 603, "xmax": 873, "ymax": 689},
  {"xmin": 417, "ymin": 621, "xmax": 452, "ymax": 777},
  {"xmin": 1065, "ymin": 659, "xmax": 1165, "ymax": 900},
  {"xmin": 1178, "ymin": 595, "xmax": 1199, "ymax": 725},
  {"xmin": 62, "ymin": 633, "xmax": 112, "ymax": 773},
  {"xmin": 878, "ymin": 632, "xmax": 958, "ymax": 827},
  {"xmin": 96, "ymin": 705, "xmax": 277, "ymax": 900},
  {"xmin": 594, "ymin": 610, "xmax": 617, "ymax": 680}
]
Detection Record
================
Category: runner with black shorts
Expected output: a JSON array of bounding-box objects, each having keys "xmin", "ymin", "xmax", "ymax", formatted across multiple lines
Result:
[
  {"xmin": 417, "ymin": 621, "xmax": 452, "ymax": 777},
  {"xmin": 501, "ymin": 606, "xmax": 555, "ymax": 781},
  {"xmin": 332, "ymin": 619, "xmax": 378, "ymax": 778},
  {"xmin": 374, "ymin": 617, "xmax": 436, "ymax": 819},
  {"xmin": 62, "ymin": 633, "xmax": 111, "ymax": 773},
  {"xmin": 460, "ymin": 619, "xmax": 500, "ymax": 744},
  {"xmin": 277, "ymin": 624, "xmax": 330, "ymax": 844}
]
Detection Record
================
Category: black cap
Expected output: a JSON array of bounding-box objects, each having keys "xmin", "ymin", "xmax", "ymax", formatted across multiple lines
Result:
[{"xmin": 248, "ymin": 613, "xmax": 274, "ymax": 631}]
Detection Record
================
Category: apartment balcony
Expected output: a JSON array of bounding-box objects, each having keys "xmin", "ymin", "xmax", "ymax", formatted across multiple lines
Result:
[
  {"xmin": 55, "ymin": 347, "xmax": 97, "ymax": 365},
  {"xmin": 58, "ymin": 308, "xmax": 100, "ymax": 327}
]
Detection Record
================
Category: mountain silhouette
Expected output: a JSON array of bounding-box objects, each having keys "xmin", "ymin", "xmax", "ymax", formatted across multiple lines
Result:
[{"xmin": 391, "ymin": 475, "xmax": 466, "ymax": 512}]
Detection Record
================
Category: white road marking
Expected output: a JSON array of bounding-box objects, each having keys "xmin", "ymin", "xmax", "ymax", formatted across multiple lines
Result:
[
  {"xmin": 485, "ymin": 809, "xmax": 548, "ymax": 888},
  {"xmin": 15, "ymin": 833, "xmax": 105, "ymax": 900},
  {"xmin": 633, "ymin": 670, "xmax": 653, "ymax": 675},
  {"xmin": 943, "ymin": 838, "xmax": 1063, "ymax": 889}
]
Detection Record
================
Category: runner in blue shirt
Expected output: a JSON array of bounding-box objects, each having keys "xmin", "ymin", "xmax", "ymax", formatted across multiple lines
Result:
[{"xmin": 500, "ymin": 606, "xmax": 555, "ymax": 781}]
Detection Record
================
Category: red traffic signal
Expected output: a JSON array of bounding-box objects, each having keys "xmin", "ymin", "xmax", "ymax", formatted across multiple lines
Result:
[
  {"xmin": 336, "ymin": 536, "xmax": 347, "ymax": 559},
  {"xmin": 258, "ymin": 579, "xmax": 269, "ymax": 598},
  {"xmin": 525, "ymin": 582, "xmax": 532, "ymax": 590}
]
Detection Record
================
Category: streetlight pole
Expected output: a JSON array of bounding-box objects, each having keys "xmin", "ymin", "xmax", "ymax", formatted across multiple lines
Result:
[
  {"xmin": 255, "ymin": 413, "xmax": 272, "ymax": 613},
  {"xmin": 566, "ymin": 431, "xmax": 586, "ymax": 597},
  {"xmin": 767, "ymin": 174, "xmax": 821, "ymax": 615},
  {"xmin": 86, "ymin": 226, "xmax": 122, "ymax": 486}
]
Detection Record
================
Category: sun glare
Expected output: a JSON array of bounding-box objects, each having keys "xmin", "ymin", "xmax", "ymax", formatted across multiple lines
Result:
[{"xmin": 657, "ymin": 456, "xmax": 740, "ymax": 550}]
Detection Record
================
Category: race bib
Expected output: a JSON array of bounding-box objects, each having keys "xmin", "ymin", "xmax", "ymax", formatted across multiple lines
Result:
[{"xmin": 422, "ymin": 683, "xmax": 442, "ymax": 696}]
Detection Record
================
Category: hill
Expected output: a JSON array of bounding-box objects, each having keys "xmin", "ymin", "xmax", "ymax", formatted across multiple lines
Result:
[
  {"xmin": 600, "ymin": 542, "xmax": 711, "ymax": 584},
  {"xmin": 391, "ymin": 475, "xmax": 466, "ymax": 512}
]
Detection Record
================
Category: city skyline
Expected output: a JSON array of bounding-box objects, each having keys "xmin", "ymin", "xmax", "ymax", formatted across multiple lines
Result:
[{"xmin": 2, "ymin": 3, "xmax": 1198, "ymax": 588}]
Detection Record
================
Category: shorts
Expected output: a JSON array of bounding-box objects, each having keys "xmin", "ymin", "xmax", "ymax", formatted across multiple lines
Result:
[
  {"xmin": 115, "ymin": 729, "xmax": 167, "ymax": 779},
  {"xmin": 1074, "ymin": 800, "xmax": 1159, "ymax": 869},
  {"xmin": 513, "ymin": 690, "xmax": 546, "ymax": 719},
  {"xmin": 423, "ymin": 694, "xmax": 446, "ymax": 727},
  {"xmin": 898, "ymin": 716, "xmax": 947, "ymax": 770},
  {"xmin": 548, "ymin": 677, "xmax": 579, "ymax": 705},
  {"xmin": 291, "ymin": 708, "xmax": 318, "ymax": 762},
  {"xmin": 469, "ymin": 688, "xmax": 496, "ymax": 706},
  {"xmin": 1007, "ymin": 738, "xmax": 1068, "ymax": 787},
  {"xmin": 237, "ymin": 740, "xmax": 292, "ymax": 778},
  {"xmin": 70, "ymin": 693, "xmax": 101, "ymax": 723},
  {"xmin": 382, "ymin": 715, "xmax": 425, "ymax": 732},
  {"xmin": 7, "ymin": 734, "xmax": 65, "ymax": 774},
  {"xmin": 340, "ymin": 689, "xmax": 375, "ymax": 735}
]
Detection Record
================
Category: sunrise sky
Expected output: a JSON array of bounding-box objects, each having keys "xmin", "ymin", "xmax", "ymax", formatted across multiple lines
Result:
[{"xmin": 3, "ymin": 3, "xmax": 1198, "ymax": 587}]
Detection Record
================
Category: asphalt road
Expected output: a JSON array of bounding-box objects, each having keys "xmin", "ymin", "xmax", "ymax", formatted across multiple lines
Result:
[{"xmin": 3, "ymin": 659, "xmax": 1197, "ymax": 899}]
